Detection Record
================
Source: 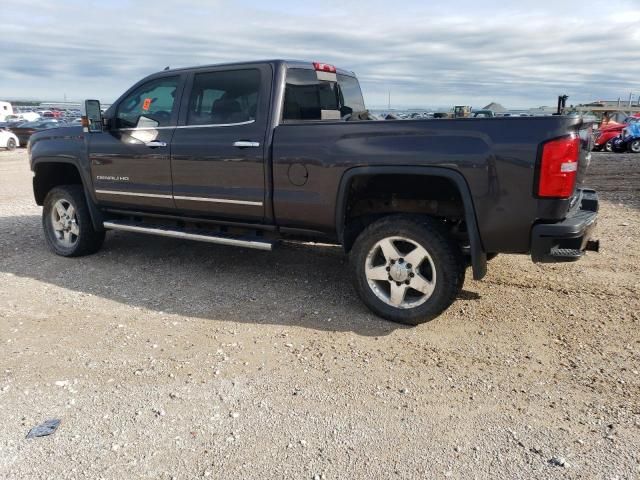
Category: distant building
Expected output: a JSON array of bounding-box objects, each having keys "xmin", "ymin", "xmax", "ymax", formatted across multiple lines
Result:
[
  {"xmin": 573, "ymin": 99, "xmax": 640, "ymax": 115},
  {"xmin": 581, "ymin": 100, "xmax": 638, "ymax": 108},
  {"xmin": 482, "ymin": 102, "xmax": 507, "ymax": 113}
]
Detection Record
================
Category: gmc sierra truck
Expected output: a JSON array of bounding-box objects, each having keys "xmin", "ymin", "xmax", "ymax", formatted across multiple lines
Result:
[{"xmin": 28, "ymin": 59, "xmax": 599, "ymax": 325}]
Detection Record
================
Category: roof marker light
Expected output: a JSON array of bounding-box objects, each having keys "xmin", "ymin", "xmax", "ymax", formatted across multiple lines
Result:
[{"xmin": 313, "ymin": 62, "xmax": 337, "ymax": 73}]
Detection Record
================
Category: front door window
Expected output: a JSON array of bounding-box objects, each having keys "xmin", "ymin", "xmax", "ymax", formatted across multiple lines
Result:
[{"xmin": 116, "ymin": 76, "xmax": 180, "ymax": 129}]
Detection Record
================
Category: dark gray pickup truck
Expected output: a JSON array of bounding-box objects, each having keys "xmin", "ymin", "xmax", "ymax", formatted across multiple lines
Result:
[{"xmin": 28, "ymin": 59, "xmax": 599, "ymax": 324}]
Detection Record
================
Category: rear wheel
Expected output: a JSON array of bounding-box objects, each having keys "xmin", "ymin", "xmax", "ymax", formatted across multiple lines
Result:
[
  {"xmin": 6, "ymin": 138, "xmax": 16, "ymax": 151},
  {"xmin": 43, "ymin": 185, "xmax": 105, "ymax": 257},
  {"xmin": 629, "ymin": 140, "xmax": 640, "ymax": 153},
  {"xmin": 350, "ymin": 215, "xmax": 465, "ymax": 325}
]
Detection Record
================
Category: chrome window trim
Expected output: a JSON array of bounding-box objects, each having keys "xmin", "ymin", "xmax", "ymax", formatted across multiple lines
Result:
[
  {"xmin": 173, "ymin": 195, "xmax": 262, "ymax": 206},
  {"xmin": 117, "ymin": 126, "xmax": 175, "ymax": 131},
  {"xmin": 117, "ymin": 119, "xmax": 255, "ymax": 132},
  {"xmin": 177, "ymin": 119, "xmax": 255, "ymax": 129}
]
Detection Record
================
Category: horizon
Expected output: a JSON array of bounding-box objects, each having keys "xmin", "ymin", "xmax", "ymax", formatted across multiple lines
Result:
[{"xmin": 2, "ymin": 0, "xmax": 640, "ymax": 108}]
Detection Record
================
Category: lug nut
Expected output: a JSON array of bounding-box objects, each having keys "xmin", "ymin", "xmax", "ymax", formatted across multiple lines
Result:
[
  {"xmin": 390, "ymin": 260, "xmax": 395, "ymax": 264},
  {"xmin": 388, "ymin": 276, "xmax": 393, "ymax": 281},
  {"xmin": 409, "ymin": 272, "xmax": 415, "ymax": 278},
  {"xmin": 405, "ymin": 280, "xmax": 410, "ymax": 285},
  {"xmin": 406, "ymin": 263, "xmax": 412, "ymax": 269},
  {"xmin": 386, "ymin": 266, "xmax": 390, "ymax": 272},
  {"xmin": 398, "ymin": 258, "xmax": 404, "ymax": 263},
  {"xmin": 396, "ymin": 282, "xmax": 401, "ymax": 286}
]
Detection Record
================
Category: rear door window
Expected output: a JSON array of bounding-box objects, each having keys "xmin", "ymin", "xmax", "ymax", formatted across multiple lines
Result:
[{"xmin": 186, "ymin": 69, "xmax": 261, "ymax": 126}]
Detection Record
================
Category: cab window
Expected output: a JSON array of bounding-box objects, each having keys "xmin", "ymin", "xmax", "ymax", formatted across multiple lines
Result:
[
  {"xmin": 283, "ymin": 68, "xmax": 365, "ymax": 121},
  {"xmin": 116, "ymin": 76, "xmax": 179, "ymax": 129},
  {"xmin": 187, "ymin": 69, "xmax": 260, "ymax": 126}
]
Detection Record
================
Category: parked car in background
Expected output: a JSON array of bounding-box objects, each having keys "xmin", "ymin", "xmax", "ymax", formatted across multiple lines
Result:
[
  {"xmin": 472, "ymin": 109, "xmax": 495, "ymax": 118},
  {"xmin": 0, "ymin": 128, "xmax": 19, "ymax": 150},
  {"xmin": 611, "ymin": 121, "xmax": 640, "ymax": 153},
  {"xmin": 593, "ymin": 116, "xmax": 640, "ymax": 152},
  {"xmin": 593, "ymin": 123, "xmax": 624, "ymax": 151},
  {"xmin": 0, "ymin": 118, "xmax": 28, "ymax": 129},
  {"xmin": 9, "ymin": 120, "xmax": 67, "ymax": 146},
  {"xmin": 4, "ymin": 112, "xmax": 40, "ymax": 123}
]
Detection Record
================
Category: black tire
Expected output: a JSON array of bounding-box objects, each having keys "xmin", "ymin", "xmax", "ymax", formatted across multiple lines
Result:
[
  {"xmin": 6, "ymin": 138, "xmax": 16, "ymax": 151},
  {"xmin": 43, "ymin": 185, "xmax": 105, "ymax": 257},
  {"xmin": 350, "ymin": 215, "xmax": 465, "ymax": 325},
  {"xmin": 604, "ymin": 140, "xmax": 613, "ymax": 152}
]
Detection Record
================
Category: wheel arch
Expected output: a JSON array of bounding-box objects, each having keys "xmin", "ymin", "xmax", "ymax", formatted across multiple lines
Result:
[
  {"xmin": 32, "ymin": 158, "xmax": 104, "ymax": 231},
  {"xmin": 335, "ymin": 166, "xmax": 487, "ymax": 280}
]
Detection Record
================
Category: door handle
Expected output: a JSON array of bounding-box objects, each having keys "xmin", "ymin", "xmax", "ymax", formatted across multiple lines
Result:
[
  {"xmin": 233, "ymin": 141, "xmax": 260, "ymax": 148},
  {"xmin": 145, "ymin": 141, "xmax": 167, "ymax": 148}
]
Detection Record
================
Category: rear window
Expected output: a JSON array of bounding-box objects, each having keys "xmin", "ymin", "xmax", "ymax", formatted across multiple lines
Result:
[{"xmin": 283, "ymin": 68, "xmax": 365, "ymax": 122}]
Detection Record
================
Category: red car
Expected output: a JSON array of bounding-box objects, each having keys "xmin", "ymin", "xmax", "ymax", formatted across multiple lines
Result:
[{"xmin": 593, "ymin": 123, "xmax": 624, "ymax": 151}]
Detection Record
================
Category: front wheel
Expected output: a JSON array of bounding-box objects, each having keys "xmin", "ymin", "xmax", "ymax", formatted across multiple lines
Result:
[
  {"xmin": 604, "ymin": 140, "xmax": 614, "ymax": 152},
  {"xmin": 629, "ymin": 139, "xmax": 640, "ymax": 153},
  {"xmin": 350, "ymin": 215, "xmax": 465, "ymax": 325},
  {"xmin": 43, "ymin": 185, "xmax": 105, "ymax": 257},
  {"xmin": 6, "ymin": 138, "xmax": 16, "ymax": 151}
]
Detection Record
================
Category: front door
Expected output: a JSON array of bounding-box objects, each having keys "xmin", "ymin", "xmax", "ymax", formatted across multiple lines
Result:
[
  {"xmin": 90, "ymin": 75, "xmax": 184, "ymax": 210},
  {"xmin": 170, "ymin": 65, "xmax": 271, "ymax": 221}
]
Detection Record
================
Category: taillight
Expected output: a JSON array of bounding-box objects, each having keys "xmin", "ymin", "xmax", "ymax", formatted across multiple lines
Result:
[
  {"xmin": 537, "ymin": 135, "xmax": 580, "ymax": 198},
  {"xmin": 313, "ymin": 62, "xmax": 337, "ymax": 73}
]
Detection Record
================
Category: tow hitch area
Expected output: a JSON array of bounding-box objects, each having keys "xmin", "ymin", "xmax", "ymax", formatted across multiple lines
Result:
[
  {"xmin": 586, "ymin": 239, "xmax": 600, "ymax": 252},
  {"xmin": 531, "ymin": 189, "xmax": 600, "ymax": 263}
]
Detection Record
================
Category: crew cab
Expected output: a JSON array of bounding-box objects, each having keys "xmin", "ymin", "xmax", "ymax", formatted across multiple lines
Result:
[{"xmin": 28, "ymin": 59, "xmax": 599, "ymax": 325}]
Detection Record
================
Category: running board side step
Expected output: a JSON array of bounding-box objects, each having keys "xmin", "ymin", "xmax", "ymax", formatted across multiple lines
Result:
[{"xmin": 103, "ymin": 221, "xmax": 273, "ymax": 251}]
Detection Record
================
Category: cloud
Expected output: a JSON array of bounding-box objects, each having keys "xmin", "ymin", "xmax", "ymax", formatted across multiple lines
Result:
[{"xmin": 1, "ymin": 0, "xmax": 639, "ymax": 108}]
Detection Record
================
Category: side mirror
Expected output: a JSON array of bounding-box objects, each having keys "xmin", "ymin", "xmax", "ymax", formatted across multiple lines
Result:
[{"xmin": 82, "ymin": 99, "xmax": 103, "ymax": 133}]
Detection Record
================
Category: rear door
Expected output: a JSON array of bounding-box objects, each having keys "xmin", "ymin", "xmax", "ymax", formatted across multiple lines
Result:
[
  {"xmin": 170, "ymin": 64, "xmax": 271, "ymax": 221},
  {"xmin": 90, "ymin": 74, "xmax": 184, "ymax": 210}
]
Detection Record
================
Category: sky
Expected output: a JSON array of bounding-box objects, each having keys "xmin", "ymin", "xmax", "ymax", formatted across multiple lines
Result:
[{"xmin": 1, "ymin": 0, "xmax": 639, "ymax": 109}]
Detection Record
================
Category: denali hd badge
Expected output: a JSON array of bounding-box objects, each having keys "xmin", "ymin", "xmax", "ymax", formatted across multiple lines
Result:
[{"xmin": 96, "ymin": 175, "xmax": 130, "ymax": 182}]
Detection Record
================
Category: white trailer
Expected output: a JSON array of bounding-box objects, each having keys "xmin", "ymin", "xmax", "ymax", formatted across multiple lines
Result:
[{"xmin": 0, "ymin": 101, "xmax": 14, "ymax": 122}]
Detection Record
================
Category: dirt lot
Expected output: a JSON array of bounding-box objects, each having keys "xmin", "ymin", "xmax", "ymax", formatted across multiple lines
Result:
[{"xmin": 0, "ymin": 149, "xmax": 638, "ymax": 479}]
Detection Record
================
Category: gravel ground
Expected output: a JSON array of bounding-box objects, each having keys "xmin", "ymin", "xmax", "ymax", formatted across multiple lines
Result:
[{"xmin": 0, "ymin": 149, "xmax": 638, "ymax": 479}]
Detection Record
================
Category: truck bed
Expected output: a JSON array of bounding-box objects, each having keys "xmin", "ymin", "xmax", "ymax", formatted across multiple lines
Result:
[{"xmin": 272, "ymin": 116, "xmax": 593, "ymax": 253}]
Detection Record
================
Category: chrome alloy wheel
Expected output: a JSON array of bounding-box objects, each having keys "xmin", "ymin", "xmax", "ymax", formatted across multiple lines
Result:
[
  {"xmin": 364, "ymin": 236, "xmax": 437, "ymax": 309},
  {"xmin": 50, "ymin": 198, "xmax": 80, "ymax": 247}
]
